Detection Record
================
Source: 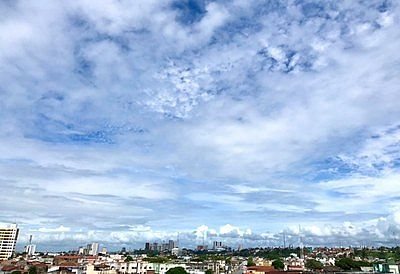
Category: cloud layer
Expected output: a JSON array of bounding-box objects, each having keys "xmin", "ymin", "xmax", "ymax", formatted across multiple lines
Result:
[{"xmin": 1, "ymin": 0, "xmax": 400, "ymax": 250}]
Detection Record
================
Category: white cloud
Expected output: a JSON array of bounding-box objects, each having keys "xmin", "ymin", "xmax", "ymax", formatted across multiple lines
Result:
[
  {"xmin": 1, "ymin": 0, "xmax": 400, "ymax": 249},
  {"xmin": 37, "ymin": 226, "xmax": 71, "ymax": 233}
]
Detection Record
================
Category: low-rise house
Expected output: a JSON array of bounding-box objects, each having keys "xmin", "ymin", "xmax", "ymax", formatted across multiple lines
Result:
[
  {"xmin": 86, "ymin": 264, "xmax": 117, "ymax": 274},
  {"xmin": 246, "ymin": 265, "xmax": 275, "ymax": 274}
]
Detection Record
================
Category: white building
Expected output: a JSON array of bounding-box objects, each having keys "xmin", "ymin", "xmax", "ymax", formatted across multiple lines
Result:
[
  {"xmin": 0, "ymin": 224, "xmax": 19, "ymax": 260},
  {"xmin": 100, "ymin": 247, "xmax": 108, "ymax": 255},
  {"xmin": 118, "ymin": 260, "xmax": 186, "ymax": 274},
  {"xmin": 213, "ymin": 241, "xmax": 223, "ymax": 250},
  {"xmin": 25, "ymin": 244, "xmax": 36, "ymax": 256},
  {"xmin": 90, "ymin": 243, "xmax": 99, "ymax": 255},
  {"xmin": 389, "ymin": 265, "xmax": 399, "ymax": 274},
  {"xmin": 86, "ymin": 264, "xmax": 117, "ymax": 274},
  {"xmin": 171, "ymin": 247, "xmax": 180, "ymax": 256}
]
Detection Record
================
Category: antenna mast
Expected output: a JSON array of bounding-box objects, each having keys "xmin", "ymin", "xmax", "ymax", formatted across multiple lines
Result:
[{"xmin": 299, "ymin": 225, "xmax": 304, "ymax": 259}]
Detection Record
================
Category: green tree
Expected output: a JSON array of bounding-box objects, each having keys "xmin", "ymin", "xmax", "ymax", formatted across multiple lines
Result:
[
  {"xmin": 205, "ymin": 270, "xmax": 213, "ymax": 274},
  {"xmin": 28, "ymin": 266, "xmax": 38, "ymax": 274},
  {"xmin": 272, "ymin": 259, "xmax": 284, "ymax": 270},
  {"xmin": 125, "ymin": 256, "xmax": 134, "ymax": 262},
  {"xmin": 166, "ymin": 267, "xmax": 188, "ymax": 274},
  {"xmin": 335, "ymin": 258, "xmax": 351, "ymax": 270},
  {"xmin": 247, "ymin": 257, "xmax": 256, "ymax": 266},
  {"xmin": 335, "ymin": 258, "xmax": 371, "ymax": 271},
  {"xmin": 144, "ymin": 256, "xmax": 169, "ymax": 263},
  {"xmin": 305, "ymin": 259, "xmax": 323, "ymax": 270}
]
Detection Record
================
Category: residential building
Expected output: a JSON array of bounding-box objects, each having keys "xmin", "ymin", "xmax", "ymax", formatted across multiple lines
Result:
[
  {"xmin": 25, "ymin": 235, "xmax": 36, "ymax": 257},
  {"xmin": 144, "ymin": 241, "xmax": 176, "ymax": 253},
  {"xmin": 90, "ymin": 243, "xmax": 99, "ymax": 255},
  {"xmin": 100, "ymin": 247, "xmax": 108, "ymax": 255},
  {"xmin": 171, "ymin": 247, "xmax": 180, "ymax": 256},
  {"xmin": 0, "ymin": 224, "xmax": 19, "ymax": 261},
  {"xmin": 145, "ymin": 243, "xmax": 151, "ymax": 251},
  {"xmin": 86, "ymin": 264, "xmax": 117, "ymax": 274},
  {"xmin": 25, "ymin": 244, "xmax": 36, "ymax": 256},
  {"xmin": 213, "ymin": 241, "xmax": 223, "ymax": 250},
  {"xmin": 168, "ymin": 240, "xmax": 175, "ymax": 250},
  {"xmin": 246, "ymin": 266, "xmax": 275, "ymax": 274}
]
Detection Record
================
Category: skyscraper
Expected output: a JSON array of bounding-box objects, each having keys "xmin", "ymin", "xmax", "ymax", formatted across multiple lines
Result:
[
  {"xmin": 213, "ymin": 241, "xmax": 223, "ymax": 250},
  {"xmin": 25, "ymin": 244, "xmax": 36, "ymax": 257},
  {"xmin": 0, "ymin": 224, "xmax": 19, "ymax": 261},
  {"xmin": 168, "ymin": 240, "xmax": 175, "ymax": 250},
  {"xmin": 89, "ymin": 242, "xmax": 99, "ymax": 255},
  {"xmin": 25, "ymin": 235, "xmax": 36, "ymax": 257}
]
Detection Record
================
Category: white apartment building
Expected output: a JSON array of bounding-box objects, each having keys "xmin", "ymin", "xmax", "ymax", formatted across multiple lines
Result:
[
  {"xmin": 90, "ymin": 243, "xmax": 99, "ymax": 255},
  {"xmin": 0, "ymin": 224, "xmax": 19, "ymax": 260},
  {"xmin": 25, "ymin": 244, "xmax": 36, "ymax": 256},
  {"xmin": 118, "ymin": 261, "xmax": 185, "ymax": 274},
  {"xmin": 86, "ymin": 264, "xmax": 117, "ymax": 274},
  {"xmin": 118, "ymin": 260, "xmax": 224, "ymax": 274},
  {"xmin": 118, "ymin": 260, "xmax": 153, "ymax": 274}
]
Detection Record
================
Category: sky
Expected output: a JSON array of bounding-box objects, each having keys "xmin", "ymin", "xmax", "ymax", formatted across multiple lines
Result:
[{"xmin": 1, "ymin": 0, "xmax": 400, "ymax": 251}]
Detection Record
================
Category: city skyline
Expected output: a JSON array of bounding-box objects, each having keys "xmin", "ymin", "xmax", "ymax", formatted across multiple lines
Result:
[{"xmin": 1, "ymin": 0, "xmax": 400, "ymax": 250}]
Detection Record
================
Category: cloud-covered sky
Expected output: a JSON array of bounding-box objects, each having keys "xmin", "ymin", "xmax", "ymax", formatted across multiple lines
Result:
[{"xmin": 1, "ymin": 0, "xmax": 400, "ymax": 251}]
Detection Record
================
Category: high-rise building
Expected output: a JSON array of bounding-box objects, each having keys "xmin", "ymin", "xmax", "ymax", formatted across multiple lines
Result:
[
  {"xmin": 145, "ymin": 240, "xmax": 176, "ymax": 252},
  {"xmin": 168, "ymin": 240, "xmax": 175, "ymax": 250},
  {"xmin": 89, "ymin": 242, "xmax": 99, "ymax": 255},
  {"xmin": 213, "ymin": 241, "xmax": 223, "ymax": 250},
  {"xmin": 0, "ymin": 224, "xmax": 19, "ymax": 261},
  {"xmin": 25, "ymin": 244, "xmax": 36, "ymax": 256},
  {"xmin": 25, "ymin": 235, "xmax": 36, "ymax": 257}
]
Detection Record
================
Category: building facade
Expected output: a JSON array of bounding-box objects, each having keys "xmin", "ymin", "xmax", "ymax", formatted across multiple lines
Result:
[
  {"xmin": 25, "ymin": 244, "xmax": 36, "ymax": 256},
  {"xmin": 0, "ymin": 224, "xmax": 19, "ymax": 260}
]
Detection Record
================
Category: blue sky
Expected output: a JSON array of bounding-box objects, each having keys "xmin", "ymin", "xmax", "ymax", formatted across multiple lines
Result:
[{"xmin": 1, "ymin": 0, "xmax": 400, "ymax": 251}]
